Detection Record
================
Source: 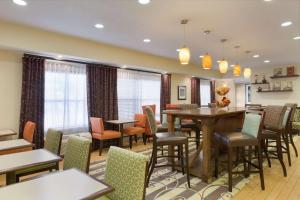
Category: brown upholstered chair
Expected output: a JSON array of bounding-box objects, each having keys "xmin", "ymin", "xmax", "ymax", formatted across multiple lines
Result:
[
  {"xmin": 284, "ymin": 103, "xmax": 298, "ymax": 157},
  {"xmin": 90, "ymin": 117, "xmax": 121, "ymax": 156},
  {"xmin": 144, "ymin": 106, "xmax": 190, "ymax": 188},
  {"xmin": 23, "ymin": 121, "xmax": 36, "ymax": 143},
  {"xmin": 214, "ymin": 110, "xmax": 265, "ymax": 192},
  {"xmin": 260, "ymin": 105, "xmax": 289, "ymax": 176},
  {"xmin": 123, "ymin": 114, "xmax": 146, "ymax": 148}
]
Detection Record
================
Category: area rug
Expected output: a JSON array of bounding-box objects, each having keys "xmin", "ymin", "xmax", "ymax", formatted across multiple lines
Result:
[{"xmin": 88, "ymin": 142, "xmax": 257, "ymax": 200}]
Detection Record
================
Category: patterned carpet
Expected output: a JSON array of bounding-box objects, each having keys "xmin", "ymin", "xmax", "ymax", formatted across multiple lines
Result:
[{"xmin": 89, "ymin": 142, "xmax": 256, "ymax": 200}]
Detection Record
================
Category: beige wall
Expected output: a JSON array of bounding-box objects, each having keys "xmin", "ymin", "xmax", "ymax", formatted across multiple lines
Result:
[
  {"xmin": 236, "ymin": 83, "xmax": 246, "ymax": 107},
  {"xmin": 0, "ymin": 50, "xmax": 22, "ymax": 132},
  {"xmin": 171, "ymin": 74, "xmax": 191, "ymax": 104},
  {"xmin": 251, "ymin": 64, "xmax": 300, "ymax": 105}
]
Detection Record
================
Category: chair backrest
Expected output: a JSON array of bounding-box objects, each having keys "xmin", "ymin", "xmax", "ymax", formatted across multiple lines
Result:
[
  {"xmin": 144, "ymin": 106, "xmax": 158, "ymax": 135},
  {"xmin": 285, "ymin": 103, "xmax": 298, "ymax": 123},
  {"xmin": 44, "ymin": 129, "xmax": 63, "ymax": 156},
  {"xmin": 142, "ymin": 104, "xmax": 156, "ymax": 115},
  {"xmin": 23, "ymin": 121, "xmax": 36, "ymax": 143},
  {"xmin": 242, "ymin": 111, "xmax": 265, "ymax": 138},
  {"xmin": 293, "ymin": 108, "xmax": 300, "ymax": 122},
  {"xmin": 63, "ymin": 136, "xmax": 91, "ymax": 173},
  {"xmin": 134, "ymin": 114, "xmax": 146, "ymax": 127},
  {"xmin": 90, "ymin": 117, "xmax": 104, "ymax": 134},
  {"xmin": 264, "ymin": 105, "xmax": 287, "ymax": 130},
  {"xmin": 105, "ymin": 146, "xmax": 148, "ymax": 200}
]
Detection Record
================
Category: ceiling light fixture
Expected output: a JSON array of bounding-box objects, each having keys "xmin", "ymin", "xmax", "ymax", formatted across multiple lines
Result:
[
  {"xmin": 233, "ymin": 45, "xmax": 241, "ymax": 76},
  {"xmin": 253, "ymin": 54, "xmax": 260, "ymax": 58},
  {"xmin": 178, "ymin": 19, "xmax": 190, "ymax": 65},
  {"xmin": 56, "ymin": 55, "xmax": 63, "ymax": 59},
  {"xmin": 218, "ymin": 39, "xmax": 228, "ymax": 74},
  {"xmin": 94, "ymin": 24, "xmax": 104, "ymax": 29},
  {"xmin": 244, "ymin": 68, "xmax": 252, "ymax": 78},
  {"xmin": 199, "ymin": 55, "xmax": 204, "ymax": 58},
  {"xmin": 143, "ymin": 38, "xmax": 151, "ymax": 43},
  {"xmin": 176, "ymin": 49, "xmax": 180, "ymax": 52},
  {"xmin": 281, "ymin": 21, "xmax": 292, "ymax": 27},
  {"xmin": 264, "ymin": 60, "xmax": 270, "ymax": 63},
  {"xmin": 230, "ymin": 64, "xmax": 235, "ymax": 67},
  {"xmin": 264, "ymin": 0, "xmax": 272, "ymax": 2},
  {"xmin": 293, "ymin": 36, "xmax": 300, "ymax": 40},
  {"xmin": 138, "ymin": 0, "xmax": 150, "ymax": 5},
  {"xmin": 13, "ymin": 0, "xmax": 27, "ymax": 6},
  {"xmin": 202, "ymin": 30, "xmax": 213, "ymax": 70}
]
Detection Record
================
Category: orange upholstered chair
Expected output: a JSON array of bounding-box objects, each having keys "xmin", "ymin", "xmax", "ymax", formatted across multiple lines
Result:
[
  {"xmin": 23, "ymin": 121, "xmax": 36, "ymax": 143},
  {"xmin": 123, "ymin": 114, "xmax": 146, "ymax": 148},
  {"xmin": 90, "ymin": 117, "xmax": 121, "ymax": 156}
]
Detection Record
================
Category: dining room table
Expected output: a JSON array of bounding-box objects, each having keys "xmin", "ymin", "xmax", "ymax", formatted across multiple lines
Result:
[
  {"xmin": 163, "ymin": 107, "xmax": 245, "ymax": 183},
  {"xmin": 0, "ymin": 149, "xmax": 62, "ymax": 185},
  {"xmin": 105, "ymin": 119, "xmax": 137, "ymax": 147},
  {"xmin": 0, "ymin": 139, "xmax": 33, "ymax": 155},
  {"xmin": 0, "ymin": 168, "xmax": 114, "ymax": 200}
]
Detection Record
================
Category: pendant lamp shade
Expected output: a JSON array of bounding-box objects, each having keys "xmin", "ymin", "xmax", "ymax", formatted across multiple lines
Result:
[
  {"xmin": 219, "ymin": 59, "xmax": 228, "ymax": 73},
  {"xmin": 179, "ymin": 47, "xmax": 190, "ymax": 65},
  {"xmin": 244, "ymin": 68, "xmax": 251, "ymax": 78},
  {"xmin": 233, "ymin": 64, "xmax": 241, "ymax": 76},
  {"xmin": 202, "ymin": 53, "xmax": 212, "ymax": 69}
]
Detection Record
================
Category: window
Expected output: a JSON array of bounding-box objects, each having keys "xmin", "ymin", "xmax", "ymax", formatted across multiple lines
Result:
[
  {"xmin": 118, "ymin": 69, "xmax": 161, "ymax": 120},
  {"xmin": 246, "ymin": 84, "xmax": 251, "ymax": 104},
  {"xmin": 200, "ymin": 79, "xmax": 211, "ymax": 106},
  {"xmin": 44, "ymin": 60, "xmax": 88, "ymax": 134}
]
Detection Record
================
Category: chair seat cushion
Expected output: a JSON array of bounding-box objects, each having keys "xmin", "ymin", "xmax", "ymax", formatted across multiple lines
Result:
[
  {"xmin": 123, "ymin": 127, "xmax": 145, "ymax": 135},
  {"xmin": 93, "ymin": 131, "xmax": 121, "ymax": 140},
  {"xmin": 293, "ymin": 122, "xmax": 300, "ymax": 130},
  {"xmin": 260, "ymin": 129, "xmax": 278, "ymax": 139},
  {"xmin": 214, "ymin": 132, "xmax": 258, "ymax": 147},
  {"xmin": 156, "ymin": 132, "xmax": 187, "ymax": 145}
]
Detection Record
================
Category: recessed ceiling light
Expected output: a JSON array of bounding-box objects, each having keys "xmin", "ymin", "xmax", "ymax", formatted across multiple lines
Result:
[
  {"xmin": 264, "ymin": 60, "xmax": 270, "ymax": 63},
  {"xmin": 293, "ymin": 36, "xmax": 300, "ymax": 40},
  {"xmin": 56, "ymin": 55, "xmax": 63, "ymax": 59},
  {"xmin": 12, "ymin": 0, "xmax": 27, "ymax": 6},
  {"xmin": 264, "ymin": 0, "xmax": 272, "ymax": 2},
  {"xmin": 121, "ymin": 65, "xmax": 127, "ymax": 69},
  {"xmin": 143, "ymin": 38, "xmax": 151, "ymax": 43},
  {"xmin": 217, "ymin": 60, "xmax": 221, "ymax": 63},
  {"xmin": 94, "ymin": 24, "xmax": 104, "ymax": 29},
  {"xmin": 253, "ymin": 54, "xmax": 260, "ymax": 58},
  {"xmin": 230, "ymin": 64, "xmax": 235, "ymax": 67},
  {"xmin": 176, "ymin": 49, "xmax": 180, "ymax": 52},
  {"xmin": 138, "ymin": 0, "xmax": 150, "ymax": 5},
  {"xmin": 281, "ymin": 21, "xmax": 292, "ymax": 27},
  {"xmin": 199, "ymin": 55, "xmax": 204, "ymax": 58}
]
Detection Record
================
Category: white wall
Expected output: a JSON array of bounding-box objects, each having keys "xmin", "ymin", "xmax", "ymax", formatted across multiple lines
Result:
[
  {"xmin": 251, "ymin": 64, "xmax": 300, "ymax": 105},
  {"xmin": 236, "ymin": 83, "xmax": 246, "ymax": 107},
  {"xmin": 0, "ymin": 50, "xmax": 22, "ymax": 133},
  {"xmin": 171, "ymin": 74, "xmax": 191, "ymax": 104},
  {"xmin": 215, "ymin": 79, "xmax": 236, "ymax": 107}
]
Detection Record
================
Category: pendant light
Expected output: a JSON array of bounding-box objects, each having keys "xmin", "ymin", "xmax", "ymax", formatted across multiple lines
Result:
[
  {"xmin": 202, "ymin": 30, "xmax": 213, "ymax": 70},
  {"xmin": 233, "ymin": 45, "xmax": 241, "ymax": 76},
  {"xmin": 243, "ymin": 51, "xmax": 252, "ymax": 78},
  {"xmin": 219, "ymin": 39, "xmax": 228, "ymax": 74},
  {"xmin": 179, "ymin": 19, "xmax": 190, "ymax": 65}
]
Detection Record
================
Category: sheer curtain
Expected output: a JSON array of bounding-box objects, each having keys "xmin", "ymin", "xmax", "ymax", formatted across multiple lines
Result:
[
  {"xmin": 118, "ymin": 69, "xmax": 161, "ymax": 120},
  {"xmin": 44, "ymin": 60, "xmax": 88, "ymax": 134},
  {"xmin": 200, "ymin": 79, "xmax": 211, "ymax": 106}
]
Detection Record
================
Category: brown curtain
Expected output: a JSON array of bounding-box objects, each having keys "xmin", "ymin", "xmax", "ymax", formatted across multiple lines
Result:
[
  {"xmin": 160, "ymin": 74, "xmax": 171, "ymax": 114},
  {"xmin": 210, "ymin": 80, "xmax": 216, "ymax": 103},
  {"xmin": 86, "ymin": 64, "xmax": 118, "ymax": 121},
  {"xmin": 191, "ymin": 77, "xmax": 200, "ymax": 106},
  {"xmin": 19, "ymin": 54, "xmax": 45, "ymax": 149}
]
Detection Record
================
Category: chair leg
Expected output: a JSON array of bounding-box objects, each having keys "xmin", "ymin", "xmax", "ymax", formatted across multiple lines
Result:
[
  {"xmin": 241, "ymin": 146, "xmax": 248, "ymax": 178},
  {"xmin": 276, "ymin": 137, "xmax": 287, "ymax": 177},
  {"xmin": 146, "ymin": 146, "xmax": 157, "ymax": 187},
  {"xmin": 185, "ymin": 142, "xmax": 191, "ymax": 188},
  {"xmin": 262, "ymin": 139, "xmax": 271, "ymax": 167},
  {"xmin": 214, "ymin": 143, "xmax": 219, "ymax": 178},
  {"xmin": 99, "ymin": 140, "xmax": 103, "ymax": 156},
  {"xmin": 289, "ymin": 131, "xmax": 298, "ymax": 157},
  {"xmin": 142, "ymin": 134, "xmax": 147, "ymax": 145},
  {"xmin": 257, "ymin": 143, "xmax": 265, "ymax": 190},
  {"xmin": 179, "ymin": 145, "xmax": 185, "ymax": 175},
  {"xmin": 247, "ymin": 146, "xmax": 252, "ymax": 176},
  {"xmin": 228, "ymin": 147, "xmax": 233, "ymax": 192},
  {"xmin": 195, "ymin": 129, "xmax": 200, "ymax": 149},
  {"xmin": 134, "ymin": 135, "xmax": 138, "ymax": 143},
  {"xmin": 283, "ymin": 133, "xmax": 291, "ymax": 166},
  {"xmin": 129, "ymin": 135, "xmax": 133, "ymax": 149}
]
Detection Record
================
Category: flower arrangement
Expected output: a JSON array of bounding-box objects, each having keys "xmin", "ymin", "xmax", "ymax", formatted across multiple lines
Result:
[{"xmin": 216, "ymin": 86, "xmax": 231, "ymax": 108}]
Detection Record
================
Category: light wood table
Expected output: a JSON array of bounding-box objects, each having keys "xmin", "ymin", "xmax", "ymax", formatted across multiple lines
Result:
[
  {"xmin": 0, "ymin": 130, "xmax": 17, "ymax": 139},
  {"xmin": 0, "ymin": 168, "xmax": 113, "ymax": 200},
  {"xmin": 0, "ymin": 149, "xmax": 62, "ymax": 185},
  {"xmin": 0, "ymin": 139, "xmax": 33, "ymax": 155},
  {"xmin": 163, "ymin": 107, "xmax": 245, "ymax": 183},
  {"xmin": 106, "ymin": 119, "xmax": 137, "ymax": 147}
]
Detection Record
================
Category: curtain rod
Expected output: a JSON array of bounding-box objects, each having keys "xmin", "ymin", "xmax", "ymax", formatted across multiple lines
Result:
[{"xmin": 24, "ymin": 53, "xmax": 163, "ymax": 75}]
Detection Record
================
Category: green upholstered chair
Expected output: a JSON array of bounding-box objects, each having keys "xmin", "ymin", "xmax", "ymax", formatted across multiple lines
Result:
[
  {"xmin": 12, "ymin": 129, "xmax": 63, "ymax": 182},
  {"xmin": 97, "ymin": 146, "xmax": 148, "ymax": 200},
  {"xmin": 292, "ymin": 108, "xmax": 300, "ymax": 135},
  {"xmin": 63, "ymin": 136, "xmax": 92, "ymax": 173}
]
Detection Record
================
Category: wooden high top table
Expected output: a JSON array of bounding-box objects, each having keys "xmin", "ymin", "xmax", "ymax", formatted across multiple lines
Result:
[{"xmin": 163, "ymin": 107, "xmax": 245, "ymax": 183}]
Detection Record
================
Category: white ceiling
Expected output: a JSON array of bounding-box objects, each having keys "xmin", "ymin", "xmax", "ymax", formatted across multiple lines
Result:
[{"xmin": 0, "ymin": 0, "xmax": 299, "ymax": 69}]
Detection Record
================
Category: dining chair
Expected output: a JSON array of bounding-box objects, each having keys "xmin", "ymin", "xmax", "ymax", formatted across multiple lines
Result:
[
  {"xmin": 245, "ymin": 104, "xmax": 262, "ymax": 111},
  {"xmin": 260, "ymin": 105, "xmax": 288, "ymax": 176},
  {"xmin": 284, "ymin": 103, "xmax": 298, "ymax": 157},
  {"xmin": 22, "ymin": 121, "xmax": 36, "ymax": 144},
  {"xmin": 292, "ymin": 107, "xmax": 300, "ymax": 136},
  {"xmin": 97, "ymin": 146, "xmax": 148, "ymax": 200},
  {"xmin": 63, "ymin": 136, "xmax": 92, "ymax": 173},
  {"xmin": 13, "ymin": 129, "xmax": 63, "ymax": 182},
  {"xmin": 144, "ymin": 106, "xmax": 190, "ymax": 188},
  {"xmin": 90, "ymin": 117, "xmax": 121, "ymax": 156},
  {"xmin": 123, "ymin": 114, "xmax": 146, "ymax": 148},
  {"xmin": 214, "ymin": 110, "xmax": 265, "ymax": 192}
]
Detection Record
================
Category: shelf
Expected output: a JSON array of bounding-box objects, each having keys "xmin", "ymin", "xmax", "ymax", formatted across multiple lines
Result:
[
  {"xmin": 270, "ymin": 75, "xmax": 299, "ymax": 79},
  {"xmin": 257, "ymin": 89, "xmax": 293, "ymax": 93},
  {"xmin": 251, "ymin": 82, "xmax": 270, "ymax": 85}
]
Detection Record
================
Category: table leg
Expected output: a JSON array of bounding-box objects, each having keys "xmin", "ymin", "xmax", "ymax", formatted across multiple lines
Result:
[
  {"xmin": 167, "ymin": 114, "xmax": 175, "ymax": 166},
  {"xmin": 119, "ymin": 124, "xmax": 124, "ymax": 147},
  {"xmin": 6, "ymin": 172, "xmax": 16, "ymax": 185}
]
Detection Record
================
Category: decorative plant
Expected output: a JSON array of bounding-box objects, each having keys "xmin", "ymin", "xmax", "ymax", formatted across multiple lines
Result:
[{"xmin": 216, "ymin": 85, "xmax": 231, "ymax": 108}]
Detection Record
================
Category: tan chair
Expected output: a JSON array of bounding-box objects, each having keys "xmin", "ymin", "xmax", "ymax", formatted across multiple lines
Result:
[
  {"xmin": 90, "ymin": 117, "xmax": 121, "ymax": 156},
  {"xmin": 123, "ymin": 114, "xmax": 146, "ymax": 148}
]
